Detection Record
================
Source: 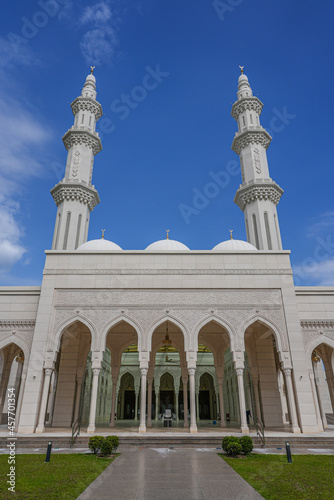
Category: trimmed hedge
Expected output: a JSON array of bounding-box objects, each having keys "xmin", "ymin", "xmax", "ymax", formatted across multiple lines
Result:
[
  {"xmin": 88, "ymin": 435, "xmax": 119, "ymax": 456},
  {"xmin": 222, "ymin": 435, "xmax": 253, "ymax": 456}
]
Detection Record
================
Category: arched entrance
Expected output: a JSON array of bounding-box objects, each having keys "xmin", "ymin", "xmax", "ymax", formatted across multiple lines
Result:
[
  {"xmin": 0, "ymin": 343, "xmax": 26, "ymax": 425},
  {"xmin": 51, "ymin": 320, "xmax": 92, "ymax": 428},
  {"xmin": 149, "ymin": 320, "xmax": 186, "ymax": 429},
  {"xmin": 311, "ymin": 343, "xmax": 334, "ymax": 427}
]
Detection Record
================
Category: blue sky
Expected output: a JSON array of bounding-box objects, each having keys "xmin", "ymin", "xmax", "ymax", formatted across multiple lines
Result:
[{"xmin": 1, "ymin": 0, "xmax": 334, "ymax": 286}]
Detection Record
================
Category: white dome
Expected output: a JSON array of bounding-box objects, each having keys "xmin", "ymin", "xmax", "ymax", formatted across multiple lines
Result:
[
  {"xmin": 77, "ymin": 238, "xmax": 122, "ymax": 251},
  {"xmin": 212, "ymin": 239, "xmax": 258, "ymax": 251},
  {"xmin": 145, "ymin": 239, "xmax": 190, "ymax": 251}
]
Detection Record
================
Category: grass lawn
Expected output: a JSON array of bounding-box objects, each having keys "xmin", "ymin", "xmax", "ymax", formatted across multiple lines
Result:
[
  {"xmin": 220, "ymin": 453, "xmax": 334, "ymax": 500},
  {"xmin": 0, "ymin": 453, "xmax": 119, "ymax": 499}
]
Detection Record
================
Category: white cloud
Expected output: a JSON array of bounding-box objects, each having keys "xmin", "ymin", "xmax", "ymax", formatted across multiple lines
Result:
[
  {"xmin": 80, "ymin": 2, "xmax": 113, "ymax": 25},
  {"xmin": 0, "ymin": 201, "xmax": 26, "ymax": 273},
  {"xmin": 306, "ymin": 212, "xmax": 334, "ymax": 238},
  {"xmin": 293, "ymin": 257, "xmax": 334, "ymax": 286},
  {"xmin": 79, "ymin": 2, "xmax": 119, "ymax": 66},
  {"xmin": 80, "ymin": 26, "xmax": 118, "ymax": 66}
]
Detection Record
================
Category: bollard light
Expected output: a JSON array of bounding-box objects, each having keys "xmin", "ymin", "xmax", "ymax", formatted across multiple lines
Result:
[
  {"xmin": 45, "ymin": 441, "xmax": 52, "ymax": 463},
  {"xmin": 285, "ymin": 441, "xmax": 292, "ymax": 463}
]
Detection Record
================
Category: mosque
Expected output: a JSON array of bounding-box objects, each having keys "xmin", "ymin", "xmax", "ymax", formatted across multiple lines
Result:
[{"xmin": 1, "ymin": 69, "xmax": 333, "ymax": 437}]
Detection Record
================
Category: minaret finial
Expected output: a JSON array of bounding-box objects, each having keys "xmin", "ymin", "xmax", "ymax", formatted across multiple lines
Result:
[
  {"xmin": 239, "ymin": 65, "xmax": 244, "ymax": 74},
  {"xmin": 229, "ymin": 229, "xmax": 233, "ymax": 240},
  {"xmin": 101, "ymin": 229, "xmax": 105, "ymax": 239},
  {"xmin": 90, "ymin": 65, "xmax": 95, "ymax": 74},
  {"xmin": 166, "ymin": 229, "xmax": 170, "ymax": 240}
]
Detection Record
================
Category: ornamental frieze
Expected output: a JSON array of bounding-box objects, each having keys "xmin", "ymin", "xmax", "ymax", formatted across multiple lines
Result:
[
  {"xmin": 231, "ymin": 130, "xmax": 271, "ymax": 155},
  {"xmin": 234, "ymin": 183, "xmax": 283, "ymax": 211},
  {"xmin": 71, "ymin": 97, "xmax": 102, "ymax": 119},
  {"xmin": 62, "ymin": 130, "xmax": 102, "ymax": 155},
  {"xmin": 231, "ymin": 97, "xmax": 263, "ymax": 120},
  {"xmin": 51, "ymin": 183, "xmax": 100, "ymax": 210}
]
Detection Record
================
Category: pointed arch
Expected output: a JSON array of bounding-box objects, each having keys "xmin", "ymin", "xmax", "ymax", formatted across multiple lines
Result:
[
  {"xmin": 240, "ymin": 315, "xmax": 285, "ymax": 353},
  {"xmin": 306, "ymin": 336, "xmax": 334, "ymax": 359},
  {"xmin": 52, "ymin": 316, "xmax": 96, "ymax": 354},
  {"xmin": 100, "ymin": 315, "xmax": 142, "ymax": 353},
  {"xmin": 147, "ymin": 315, "xmax": 189, "ymax": 355},
  {"xmin": 194, "ymin": 315, "xmax": 235, "ymax": 351},
  {"xmin": 0, "ymin": 337, "xmax": 30, "ymax": 363}
]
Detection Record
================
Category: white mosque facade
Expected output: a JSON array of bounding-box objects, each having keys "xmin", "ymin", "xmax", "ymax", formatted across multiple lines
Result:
[{"xmin": 1, "ymin": 71, "xmax": 334, "ymax": 436}]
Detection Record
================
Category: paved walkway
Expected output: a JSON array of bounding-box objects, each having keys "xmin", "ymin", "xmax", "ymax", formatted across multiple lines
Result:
[{"xmin": 77, "ymin": 448, "xmax": 263, "ymax": 500}]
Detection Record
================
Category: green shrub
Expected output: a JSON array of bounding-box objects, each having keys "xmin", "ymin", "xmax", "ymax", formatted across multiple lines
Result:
[
  {"xmin": 88, "ymin": 436, "xmax": 104, "ymax": 455},
  {"xmin": 100, "ymin": 439, "xmax": 113, "ymax": 456},
  {"xmin": 105, "ymin": 435, "xmax": 119, "ymax": 452},
  {"xmin": 222, "ymin": 436, "xmax": 241, "ymax": 456},
  {"xmin": 240, "ymin": 435, "xmax": 253, "ymax": 454}
]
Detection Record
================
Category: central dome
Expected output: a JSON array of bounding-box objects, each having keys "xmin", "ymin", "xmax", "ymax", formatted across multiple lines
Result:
[
  {"xmin": 212, "ymin": 239, "xmax": 257, "ymax": 251},
  {"xmin": 145, "ymin": 239, "xmax": 190, "ymax": 251},
  {"xmin": 77, "ymin": 238, "xmax": 122, "ymax": 251}
]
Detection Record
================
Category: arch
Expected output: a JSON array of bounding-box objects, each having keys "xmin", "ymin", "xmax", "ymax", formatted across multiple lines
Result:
[
  {"xmin": 0, "ymin": 337, "xmax": 30, "ymax": 364},
  {"xmin": 306, "ymin": 336, "xmax": 334, "ymax": 359},
  {"xmin": 148, "ymin": 315, "xmax": 189, "ymax": 355},
  {"xmin": 240, "ymin": 315, "xmax": 285, "ymax": 353},
  {"xmin": 100, "ymin": 315, "xmax": 142, "ymax": 353},
  {"xmin": 194, "ymin": 315, "xmax": 235, "ymax": 351},
  {"xmin": 157, "ymin": 369, "xmax": 179, "ymax": 387},
  {"xmin": 53, "ymin": 316, "xmax": 96, "ymax": 354}
]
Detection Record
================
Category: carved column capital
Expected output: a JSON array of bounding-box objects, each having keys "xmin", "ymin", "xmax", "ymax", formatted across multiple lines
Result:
[
  {"xmin": 236, "ymin": 368, "xmax": 244, "ymax": 377},
  {"xmin": 140, "ymin": 368, "xmax": 148, "ymax": 377},
  {"xmin": 93, "ymin": 368, "xmax": 100, "ymax": 377},
  {"xmin": 45, "ymin": 368, "xmax": 53, "ymax": 377},
  {"xmin": 188, "ymin": 368, "xmax": 196, "ymax": 377},
  {"xmin": 284, "ymin": 368, "xmax": 292, "ymax": 377}
]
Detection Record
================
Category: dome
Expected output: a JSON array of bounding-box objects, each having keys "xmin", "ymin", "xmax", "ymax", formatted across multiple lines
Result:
[
  {"xmin": 76, "ymin": 238, "xmax": 122, "ymax": 251},
  {"xmin": 145, "ymin": 239, "xmax": 190, "ymax": 251},
  {"xmin": 212, "ymin": 239, "xmax": 258, "ymax": 251}
]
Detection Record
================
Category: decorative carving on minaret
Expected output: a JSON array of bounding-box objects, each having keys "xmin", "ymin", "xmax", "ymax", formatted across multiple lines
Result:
[
  {"xmin": 254, "ymin": 148, "xmax": 261, "ymax": 174},
  {"xmin": 72, "ymin": 150, "xmax": 80, "ymax": 178}
]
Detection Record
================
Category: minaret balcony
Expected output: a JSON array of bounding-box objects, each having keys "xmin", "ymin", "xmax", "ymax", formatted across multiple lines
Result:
[
  {"xmin": 71, "ymin": 97, "xmax": 102, "ymax": 120},
  {"xmin": 62, "ymin": 129, "xmax": 102, "ymax": 155},
  {"xmin": 234, "ymin": 180, "xmax": 283, "ymax": 211},
  {"xmin": 231, "ymin": 96, "xmax": 263, "ymax": 120},
  {"xmin": 51, "ymin": 180, "xmax": 100, "ymax": 211},
  {"xmin": 232, "ymin": 128, "xmax": 272, "ymax": 155}
]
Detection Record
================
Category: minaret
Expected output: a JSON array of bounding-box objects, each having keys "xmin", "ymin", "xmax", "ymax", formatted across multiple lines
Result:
[
  {"xmin": 51, "ymin": 68, "xmax": 102, "ymax": 250},
  {"xmin": 232, "ymin": 68, "xmax": 283, "ymax": 250}
]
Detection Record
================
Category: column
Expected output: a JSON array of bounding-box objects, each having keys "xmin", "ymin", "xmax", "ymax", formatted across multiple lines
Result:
[
  {"xmin": 147, "ymin": 379, "xmax": 153, "ymax": 428},
  {"xmin": 218, "ymin": 380, "xmax": 226, "ymax": 427},
  {"xmin": 155, "ymin": 385, "xmax": 159, "ymax": 422},
  {"xmin": 73, "ymin": 376, "xmax": 83, "ymax": 423},
  {"xmin": 236, "ymin": 368, "xmax": 249, "ymax": 433},
  {"xmin": 16, "ymin": 372, "xmax": 27, "ymax": 427},
  {"xmin": 196, "ymin": 392, "xmax": 200, "ymax": 421},
  {"xmin": 36, "ymin": 369, "xmax": 53, "ymax": 433},
  {"xmin": 134, "ymin": 390, "xmax": 139, "ymax": 421},
  {"xmin": 87, "ymin": 368, "xmax": 100, "ymax": 433},
  {"xmin": 309, "ymin": 372, "xmax": 324, "ymax": 431},
  {"xmin": 188, "ymin": 368, "xmax": 197, "ymax": 433},
  {"xmin": 284, "ymin": 368, "xmax": 301, "ymax": 433},
  {"xmin": 139, "ymin": 368, "xmax": 147, "ymax": 433},
  {"xmin": 109, "ymin": 378, "xmax": 118, "ymax": 427},
  {"xmin": 183, "ymin": 378, "xmax": 189, "ymax": 428},
  {"xmin": 175, "ymin": 390, "xmax": 179, "ymax": 423},
  {"xmin": 253, "ymin": 378, "xmax": 262, "ymax": 423}
]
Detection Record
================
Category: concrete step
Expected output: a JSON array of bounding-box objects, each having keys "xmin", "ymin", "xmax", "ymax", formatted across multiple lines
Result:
[{"xmin": 1, "ymin": 434, "xmax": 334, "ymax": 449}]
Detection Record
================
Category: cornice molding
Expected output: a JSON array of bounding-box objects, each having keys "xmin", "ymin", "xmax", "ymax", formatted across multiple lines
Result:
[
  {"xmin": 51, "ymin": 182, "xmax": 100, "ymax": 210},
  {"xmin": 231, "ymin": 97, "xmax": 263, "ymax": 120},
  {"xmin": 234, "ymin": 181, "xmax": 283, "ymax": 210},
  {"xmin": 301, "ymin": 320, "xmax": 334, "ymax": 329},
  {"xmin": 44, "ymin": 268, "xmax": 293, "ymax": 276},
  {"xmin": 62, "ymin": 129, "xmax": 102, "ymax": 156},
  {"xmin": 0, "ymin": 320, "xmax": 35, "ymax": 329},
  {"xmin": 71, "ymin": 97, "xmax": 102, "ymax": 120},
  {"xmin": 231, "ymin": 129, "xmax": 272, "ymax": 155}
]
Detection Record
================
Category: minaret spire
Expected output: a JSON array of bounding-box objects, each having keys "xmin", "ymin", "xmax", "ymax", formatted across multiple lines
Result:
[
  {"xmin": 231, "ymin": 70, "xmax": 283, "ymax": 250},
  {"xmin": 51, "ymin": 71, "xmax": 103, "ymax": 250}
]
